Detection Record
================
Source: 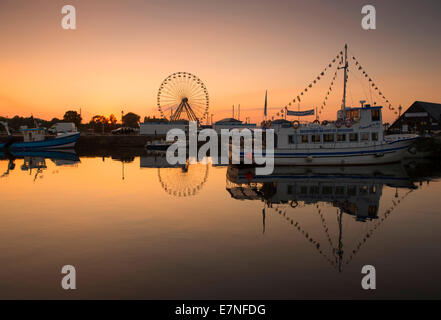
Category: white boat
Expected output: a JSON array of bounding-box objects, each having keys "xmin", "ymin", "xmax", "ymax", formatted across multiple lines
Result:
[
  {"xmin": 249, "ymin": 45, "xmax": 419, "ymax": 166},
  {"xmin": 265, "ymin": 106, "xmax": 418, "ymax": 165}
]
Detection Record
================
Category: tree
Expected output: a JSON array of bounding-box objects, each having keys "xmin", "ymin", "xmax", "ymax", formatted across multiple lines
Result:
[
  {"xmin": 89, "ymin": 115, "xmax": 109, "ymax": 133},
  {"xmin": 109, "ymin": 114, "xmax": 117, "ymax": 125},
  {"xmin": 63, "ymin": 110, "xmax": 82, "ymax": 127},
  {"xmin": 122, "ymin": 112, "xmax": 140, "ymax": 128}
]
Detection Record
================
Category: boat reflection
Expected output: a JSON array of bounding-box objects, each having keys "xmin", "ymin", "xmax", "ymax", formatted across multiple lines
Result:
[
  {"xmin": 227, "ymin": 163, "xmax": 419, "ymax": 222},
  {"xmin": 226, "ymin": 161, "xmax": 440, "ymax": 272},
  {"xmin": 0, "ymin": 150, "xmax": 80, "ymax": 180}
]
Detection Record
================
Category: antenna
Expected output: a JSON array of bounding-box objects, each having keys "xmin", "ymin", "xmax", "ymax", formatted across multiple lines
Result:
[
  {"xmin": 338, "ymin": 44, "xmax": 348, "ymax": 110},
  {"xmin": 238, "ymin": 104, "xmax": 240, "ymax": 121},
  {"xmin": 264, "ymin": 90, "xmax": 268, "ymax": 121}
]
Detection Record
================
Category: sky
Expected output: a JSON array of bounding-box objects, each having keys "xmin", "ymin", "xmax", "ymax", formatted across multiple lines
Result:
[{"xmin": 0, "ymin": 0, "xmax": 440, "ymax": 124}]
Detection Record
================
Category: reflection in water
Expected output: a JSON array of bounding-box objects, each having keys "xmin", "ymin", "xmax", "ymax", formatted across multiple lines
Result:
[
  {"xmin": 141, "ymin": 152, "xmax": 210, "ymax": 197},
  {"xmin": 1, "ymin": 151, "xmax": 441, "ymax": 298},
  {"xmin": 226, "ymin": 163, "xmax": 438, "ymax": 272},
  {"xmin": 1, "ymin": 150, "xmax": 80, "ymax": 181}
]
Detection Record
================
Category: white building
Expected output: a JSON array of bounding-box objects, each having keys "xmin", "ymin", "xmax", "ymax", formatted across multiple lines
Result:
[
  {"xmin": 212, "ymin": 118, "xmax": 257, "ymax": 133},
  {"xmin": 139, "ymin": 120, "xmax": 188, "ymax": 136}
]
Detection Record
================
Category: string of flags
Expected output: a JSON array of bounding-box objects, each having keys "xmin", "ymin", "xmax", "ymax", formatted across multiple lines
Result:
[
  {"xmin": 318, "ymin": 59, "xmax": 343, "ymax": 117},
  {"xmin": 345, "ymin": 189, "xmax": 414, "ymax": 265},
  {"xmin": 274, "ymin": 186, "xmax": 415, "ymax": 270},
  {"xmin": 351, "ymin": 55, "xmax": 397, "ymax": 114},
  {"xmin": 278, "ymin": 47, "xmax": 345, "ymax": 118},
  {"xmin": 276, "ymin": 47, "xmax": 398, "ymax": 118},
  {"xmin": 274, "ymin": 205, "xmax": 337, "ymax": 268}
]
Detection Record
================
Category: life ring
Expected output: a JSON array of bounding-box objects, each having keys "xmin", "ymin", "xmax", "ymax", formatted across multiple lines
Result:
[
  {"xmin": 335, "ymin": 119, "xmax": 343, "ymax": 128},
  {"xmin": 292, "ymin": 120, "xmax": 300, "ymax": 129},
  {"xmin": 312, "ymin": 119, "xmax": 320, "ymax": 125},
  {"xmin": 321, "ymin": 120, "xmax": 329, "ymax": 126},
  {"xmin": 345, "ymin": 119, "xmax": 352, "ymax": 128},
  {"xmin": 289, "ymin": 200, "xmax": 298, "ymax": 208}
]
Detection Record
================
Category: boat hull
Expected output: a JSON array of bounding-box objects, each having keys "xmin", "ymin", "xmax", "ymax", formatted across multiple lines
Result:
[
  {"xmin": 6, "ymin": 132, "xmax": 80, "ymax": 150},
  {"xmin": 238, "ymin": 137, "xmax": 418, "ymax": 166}
]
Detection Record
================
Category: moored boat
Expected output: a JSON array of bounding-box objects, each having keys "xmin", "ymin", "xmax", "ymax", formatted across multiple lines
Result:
[
  {"xmin": 237, "ymin": 45, "xmax": 420, "ymax": 166},
  {"xmin": 0, "ymin": 123, "xmax": 80, "ymax": 150}
]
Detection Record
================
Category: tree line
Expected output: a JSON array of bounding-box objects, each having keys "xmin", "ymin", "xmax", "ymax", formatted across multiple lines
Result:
[{"xmin": 0, "ymin": 110, "xmax": 141, "ymax": 133}]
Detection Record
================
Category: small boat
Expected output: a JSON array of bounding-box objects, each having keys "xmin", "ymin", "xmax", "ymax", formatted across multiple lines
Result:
[
  {"xmin": 0, "ymin": 122, "xmax": 80, "ymax": 150},
  {"xmin": 145, "ymin": 139, "xmax": 174, "ymax": 151}
]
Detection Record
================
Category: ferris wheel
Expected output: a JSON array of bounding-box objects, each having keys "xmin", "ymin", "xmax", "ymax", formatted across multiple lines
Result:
[
  {"xmin": 158, "ymin": 163, "xmax": 210, "ymax": 197},
  {"xmin": 157, "ymin": 72, "xmax": 209, "ymax": 122}
]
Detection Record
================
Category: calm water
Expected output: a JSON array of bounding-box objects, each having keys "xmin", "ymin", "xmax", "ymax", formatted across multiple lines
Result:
[{"xmin": 1, "ymin": 151, "xmax": 441, "ymax": 299}]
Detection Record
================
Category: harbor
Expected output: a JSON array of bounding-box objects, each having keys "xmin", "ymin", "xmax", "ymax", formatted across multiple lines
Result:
[{"xmin": 1, "ymin": 0, "xmax": 441, "ymax": 305}]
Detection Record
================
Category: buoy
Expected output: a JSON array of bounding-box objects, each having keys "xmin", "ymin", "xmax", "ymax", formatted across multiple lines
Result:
[
  {"xmin": 335, "ymin": 119, "xmax": 343, "ymax": 128},
  {"xmin": 345, "ymin": 118, "xmax": 352, "ymax": 128}
]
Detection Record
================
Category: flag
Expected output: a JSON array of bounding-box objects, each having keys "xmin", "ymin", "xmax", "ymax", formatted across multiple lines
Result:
[{"xmin": 286, "ymin": 109, "xmax": 315, "ymax": 116}]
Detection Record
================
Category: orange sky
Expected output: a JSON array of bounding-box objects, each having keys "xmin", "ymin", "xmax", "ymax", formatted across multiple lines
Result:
[{"xmin": 0, "ymin": 0, "xmax": 440, "ymax": 124}]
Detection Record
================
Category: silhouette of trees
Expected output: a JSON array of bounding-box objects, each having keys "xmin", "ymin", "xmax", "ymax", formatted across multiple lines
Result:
[
  {"xmin": 88, "ymin": 114, "xmax": 120, "ymax": 133},
  {"xmin": 122, "ymin": 112, "xmax": 140, "ymax": 128},
  {"xmin": 63, "ymin": 110, "xmax": 82, "ymax": 127}
]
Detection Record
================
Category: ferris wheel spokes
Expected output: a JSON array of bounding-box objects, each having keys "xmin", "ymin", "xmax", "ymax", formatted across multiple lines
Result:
[{"xmin": 157, "ymin": 72, "xmax": 209, "ymax": 122}]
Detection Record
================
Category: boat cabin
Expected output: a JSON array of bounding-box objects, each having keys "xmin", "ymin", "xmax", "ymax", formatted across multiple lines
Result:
[
  {"xmin": 273, "ymin": 104, "xmax": 384, "ymax": 148},
  {"xmin": 21, "ymin": 128, "xmax": 46, "ymax": 142}
]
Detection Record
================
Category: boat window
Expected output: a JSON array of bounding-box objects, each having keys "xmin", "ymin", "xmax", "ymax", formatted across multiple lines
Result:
[
  {"xmin": 371, "ymin": 109, "xmax": 380, "ymax": 121},
  {"xmin": 359, "ymin": 185, "xmax": 368, "ymax": 195},
  {"xmin": 371, "ymin": 132, "xmax": 378, "ymax": 141},
  {"xmin": 361, "ymin": 132, "xmax": 369, "ymax": 141},
  {"xmin": 346, "ymin": 110, "xmax": 360, "ymax": 121},
  {"xmin": 323, "ymin": 134, "xmax": 334, "ymax": 142},
  {"xmin": 335, "ymin": 186, "xmax": 345, "ymax": 195},
  {"xmin": 322, "ymin": 186, "xmax": 333, "ymax": 195},
  {"xmin": 287, "ymin": 185, "xmax": 293, "ymax": 195},
  {"xmin": 301, "ymin": 135, "xmax": 308, "ymax": 143},
  {"xmin": 309, "ymin": 186, "xmax": 319, "ymax": 194},
  {"xmin": 348, "ymin": 185, "xmax": 357, "ymax": 196},
  {"xmin": 368, "ymin": 205, "xmax": 377, "ymax": 217},
  {"xmin": 349, "ymin": 133, "xmax": 358, "ymax": 142},
  {"xmin": 337, "ymin": 134, "xmax": 346, "ymax": 142},
  {"xmin": 311, "ymin": 134, "xmax": 321, "ymax": 143},
  {"xmin": 288, "ymin": 135, "xmax": 295, "ymax": 144},
  {"xmin": 300, "ymin": 186, "xmax": 307, "ymax": 195}
]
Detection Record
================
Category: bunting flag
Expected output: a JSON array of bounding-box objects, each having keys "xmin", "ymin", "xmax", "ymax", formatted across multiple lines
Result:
[
  {"xmin": 280, "ymin": 46, "xmax": 346, "ymax": 119},
  {"xmin": 352, "ymin": 54, "xmax": 396, "ymax": 112}
]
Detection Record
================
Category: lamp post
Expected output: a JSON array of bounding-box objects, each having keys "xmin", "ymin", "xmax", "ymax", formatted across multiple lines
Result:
[{"xmin": 398, "ymin": 105, "xmax": 402, "ymax": 134}]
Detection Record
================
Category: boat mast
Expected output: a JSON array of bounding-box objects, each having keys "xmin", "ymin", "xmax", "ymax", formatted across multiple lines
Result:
[{"xmin": 341, "ymin": 44, "xmax": 348, "ymax": 110}]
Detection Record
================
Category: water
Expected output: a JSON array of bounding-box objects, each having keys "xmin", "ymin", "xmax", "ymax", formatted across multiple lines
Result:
[{"xmin": 1, "ymin": 151, "xmax": 441, "ymax": 299}]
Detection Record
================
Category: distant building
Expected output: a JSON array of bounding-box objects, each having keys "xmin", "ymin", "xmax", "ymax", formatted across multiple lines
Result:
[
  {"xmin": 139, "ymin": 119, "xmax": 188, "ymax": 136},
  {"xmin": 212, "ymin": 118, "xmax": 257, "ymax": 133},
  {"xmin": 388, "ymin": 101, "xmax": 441, "ymax": 134}
]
